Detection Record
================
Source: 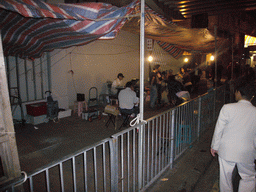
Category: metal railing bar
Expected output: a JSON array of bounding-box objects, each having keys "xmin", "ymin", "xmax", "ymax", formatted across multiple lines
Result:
[
  {"xmin": 146, "ymin": 122, "xmax": 150, "ymax": 183},
  {"xmin": 45, "ymin": 169, "xmax": 50, "ymax": 192},
  {"xmin": 127, "ymin": 131, "xmax": 130, "ymax": 192},
  {"xmin": 121, "ymin": 134, "xmax": 124, "ymax": 191},
  {"xmin": 72, "ymin": 157, "xmax": 77, "ymax": 192},
  {"xmin": 59, "ymin": 162, "xmax": 64, "ymax": 192},
  {"xmin": 159, "ymin": 116, "xmax": 162, "ymax": 174},
  {"xmin": 155, "ymin": 118, "xmax": 159, "ymax": 175},
  {"xmin": 142, "ymin": 123, "xmax": 146, "ymax": 187},
  {"xmin": 103, "ymin": 143, "xmax": 106, "ymax": 192},
  {"xmin": 150, "ymin": 121, "xmax": 154, "ymax": 180},
  {"xmin": 29, "ymin": 177, "xmax": 33, "ymax": 192},
  {"xmin": 83, "ymin": 152, "xmax": 88, "ymax": 192},
  {"xmin": 93, "ymin": 147, "xmax": 97, "ymax": 191},
  {"xmin": 165, "ymin": 112, "xmax": 170, "ymax": 165},
  {"xmin": 161, "ymin": 114, "xmax": 165, "ymax": 169},
  {"xmin": 197, "ymin": 98, "xmax": 201, "ymax": 139},
  {"xmin": 111, "ymin": 123, "xmax": 142, "ymax": 138},
  {"xmin": 133, "ymin": 128, "xmax": 136, "ymax": 192},
  {"xmin": 170, "ymin": 110, "xmax": 175, "ymax": 167}
]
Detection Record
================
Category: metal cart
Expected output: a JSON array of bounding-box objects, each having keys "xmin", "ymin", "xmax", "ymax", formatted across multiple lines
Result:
[
  {"xmin": 44, "ymin": 91, "xmax": 59, "ymax": 123},
  {"xmin": 86, "ymin": 87, "xmax": 101, "ymax": 122}
]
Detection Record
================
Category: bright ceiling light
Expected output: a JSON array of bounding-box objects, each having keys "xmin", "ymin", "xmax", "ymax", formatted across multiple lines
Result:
[{"xmin": 148, "ymin": 55, "xmax": 153, "ymax": 62}]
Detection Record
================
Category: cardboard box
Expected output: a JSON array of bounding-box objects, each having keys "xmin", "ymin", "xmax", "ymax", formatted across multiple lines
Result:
[
  {"xmin": 26, "ymin": 114, "xmax": 47, "ymax": 125},
  {"xmin": 82, "ymin": 111, "xmax": 99, "ymax": 120},
  {"xmin": 26, "ymin": 102, "xmax": 47, "ymax": 117},
  {"xmin": 58, "ymin": 109, "xmax": 72, "ymax": 119}
]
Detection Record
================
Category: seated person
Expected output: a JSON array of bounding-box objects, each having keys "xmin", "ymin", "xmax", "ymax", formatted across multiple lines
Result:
[
  {"xmin": 111, "ymin": 73, "xmax": 124, "ymax": 95},
  {"xmin": 118, "ymin": 81, "xmax": 139, "ymax": 119},
  {"xmin": 167, "ymin": 75, "xmax": 187, "ymax": 106}
]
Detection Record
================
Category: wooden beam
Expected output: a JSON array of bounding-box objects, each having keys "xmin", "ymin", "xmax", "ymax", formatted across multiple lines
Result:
[{"xmin": 0, "ymin": 32, "xmax": 21, "ymax": 182}]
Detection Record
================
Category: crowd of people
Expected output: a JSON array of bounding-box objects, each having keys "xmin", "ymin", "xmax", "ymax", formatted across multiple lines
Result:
[
  {"xmin": 109, "ymin": 61, "xmax": 256, "ymax": 114},
  {"xmin": 148, "ymin": 64, "xmax": 203, "ymax": 109}
]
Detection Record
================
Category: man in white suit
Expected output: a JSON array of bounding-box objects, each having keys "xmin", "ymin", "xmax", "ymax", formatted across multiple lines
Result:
[{"xmin": 211, "ymin": 83, "xmax": 256, "ymax": 192}]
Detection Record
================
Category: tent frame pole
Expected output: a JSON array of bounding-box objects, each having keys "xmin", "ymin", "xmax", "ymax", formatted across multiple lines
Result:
[
  {"xmin": 138, "ymin": 0, "xmax": 145, "ymax": 190},
  {"xmin": 214, "ymin": 25, "xmax": 218, "ymax": 89}
]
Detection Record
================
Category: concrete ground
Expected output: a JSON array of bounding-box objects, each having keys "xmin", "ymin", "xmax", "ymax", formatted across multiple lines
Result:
[{"xmin": 145, "ymin": 126, "xmax": 220, "ymax": 192}]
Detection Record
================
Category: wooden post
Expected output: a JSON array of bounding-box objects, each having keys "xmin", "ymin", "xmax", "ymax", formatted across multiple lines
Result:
[{"xmin": 0, "ymin": 32, "xmax": 21, "ymax": 183}]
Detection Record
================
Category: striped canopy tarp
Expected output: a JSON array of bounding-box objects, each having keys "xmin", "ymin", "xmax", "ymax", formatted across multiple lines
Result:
[
  {"xmin": 122, "ymin": 4, "xmax": 229, "ymax": 59},
  {"xmin": 156, "ymin": 41, "xmax": 183, "ymax": 59},
  {"xmin": 0, "ymin": 0, "xmax": 228, "ymax": 60},
  {"xmin": 0, "ymin": 0, "xmax": 138, "ymax": 59}
]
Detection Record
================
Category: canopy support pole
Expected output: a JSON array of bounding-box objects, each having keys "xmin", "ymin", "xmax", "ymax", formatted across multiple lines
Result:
[
  {"xmin": 214, "ymin": 25, "xmax": 218, "ymax": 89},
  {"xmin": 231, "ymin": 36, "xmax": 234, "ymax": 80},
  {"xmin": 138, "ymin": 0, "xmax": 145, "ymax": 190},
  {"xmin": 139, "ymin": 0, "xmax": 145, "ymax": 121},
  {"xmin": 0, "ymin": 31, "xmax": 22, "ymax": 182}
]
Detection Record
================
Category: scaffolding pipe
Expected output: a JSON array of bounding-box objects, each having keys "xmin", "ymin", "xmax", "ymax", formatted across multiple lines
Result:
[
  {"xmin": 231, "ymin": 36, "xmax": 234, "ymax": 80},
  {"xmin": 24, "ymin": 59, "xmax": 29, "ymax": 101},
  {"xmin": 40, "ymin": 57, "xmax": 44, "ymax": 99},
  {"xmin": 138, "ymin": 0, "xmax": 145, "ymax": 190},
  {"xmin": 139, "ymin": 1, "xmax": 145, "ymax": 121},
  {"xmin": 15, "ymin": 56, "xmax": 24, "ymax": 121},
  {"xmin": 32, "ymin": 60, "xmax": 37, "ymax": 100},
  {"xmin": 47, "ymin": 52, "xmax": 51, "ymax": 91},
  {"xmin": 214, "ymin": 25, "xmax": 217, "ymax": 89},
  {"xmin": 6, "ymin": 56, "xmax": 10, "ymax": 96},
  {"xmin": 214, "ymin": 25, "xmax": 217, "ymax": 121}
]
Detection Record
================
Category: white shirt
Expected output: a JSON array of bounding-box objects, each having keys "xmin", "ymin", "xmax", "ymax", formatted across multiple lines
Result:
[
  {"xmin": 111, "ymin": 78, "xmax": 123, "ymax": 94},
  {"xmin": 211, "ymin": 100, "xmax": 256, "ymax": 164},
  {"xmin": 118, "ymin": 87, "xmax": 139, "ymax": 109}
]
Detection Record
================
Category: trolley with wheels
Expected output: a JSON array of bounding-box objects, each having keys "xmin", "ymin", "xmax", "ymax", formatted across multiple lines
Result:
[
  {"xmin": 44, "ymin": 91, "xmax": 59, "ymax": 123},
  {"xmin": 82, "ymin": 87, "xmax": 101, "ymax": 122}
]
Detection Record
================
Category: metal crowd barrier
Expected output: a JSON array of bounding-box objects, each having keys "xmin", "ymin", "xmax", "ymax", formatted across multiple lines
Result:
[{"xmin": 1, "ymin": 84, "xmax": 227, "ymax": 192}]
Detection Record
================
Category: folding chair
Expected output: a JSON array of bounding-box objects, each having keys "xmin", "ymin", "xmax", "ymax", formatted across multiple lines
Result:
[
  {"xmin": 104, "ymin": 105, "xmax": 119, "ymax": 130},
  {"xmin": 119, "ymin": 109, "xmax": 133, "ymax": 130}
]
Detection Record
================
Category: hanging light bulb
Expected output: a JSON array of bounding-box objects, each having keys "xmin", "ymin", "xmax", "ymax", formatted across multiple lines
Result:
[
  {"xmin": 148, "ymin": 55, "xmax": 153, "ymax": 62},
  {"xmin": 184, "ymin": 57, "xmax": 189, "ymax": 63}
]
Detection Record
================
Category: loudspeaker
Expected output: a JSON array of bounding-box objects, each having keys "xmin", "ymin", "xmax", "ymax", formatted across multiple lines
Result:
[
  {"xmin": 77, "ymin": 93, "xmax": 85, "ymax": 101},
  {"xmin": 191, "ymin": 13, "xmax": 208, "ymax": 28}
]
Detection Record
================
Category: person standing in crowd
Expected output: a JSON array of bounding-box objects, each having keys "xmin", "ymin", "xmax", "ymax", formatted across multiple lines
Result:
[
  {"xmin": 111, "ymin": 73, "xmax": 124, "ymax": 95},
  {"xmin": 190, "ymin": 63, "xmax": 202, "ymax": 93},
  {"xmin": 149, "ymin": 64, "xmax": 162, "ymax": 109},
  {"xmin": 161, "ymin": 71, "xmax": 170, "ymax": 105},
  {"xmin": 182, "ymin": 69, "xmax": 192, "ymax": 93},
  {"xmin": 211, "ymin": 83, "xmax": 256, "ymax": 192},
  {"xmin": 176, "ymin": 67, "xmax": 185, "ymax": 83}
]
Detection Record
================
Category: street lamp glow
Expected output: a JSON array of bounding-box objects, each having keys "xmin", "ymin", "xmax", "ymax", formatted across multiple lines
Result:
[
  {"xmin": 210, "ymin": 55, "xmax": 214, "ymax": 61},
  {"xmin": 184, "ymin": 57, "xmax": 189, "ymax": 62},
  {"xmin": 148, "ymin": 55, "xmax": 153, "ymax": 62}
]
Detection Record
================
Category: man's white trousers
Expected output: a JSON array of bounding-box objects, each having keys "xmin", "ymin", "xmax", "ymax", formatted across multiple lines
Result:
[{"xmin": 218, "ymin": 156, "xmax": 255, "ymax": 192}]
